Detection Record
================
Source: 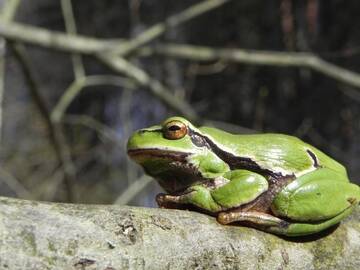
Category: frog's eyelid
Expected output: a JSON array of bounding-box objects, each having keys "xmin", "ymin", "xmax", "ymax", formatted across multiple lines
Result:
[{"xmin": 139, "ymin": 128, "xmax": 162, "ymax": 133}]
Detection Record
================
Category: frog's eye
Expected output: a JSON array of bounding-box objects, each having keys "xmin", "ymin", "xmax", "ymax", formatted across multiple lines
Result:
[{"xmin": 163, "ymin": 120, "xmax": 188, "ymax": 140}]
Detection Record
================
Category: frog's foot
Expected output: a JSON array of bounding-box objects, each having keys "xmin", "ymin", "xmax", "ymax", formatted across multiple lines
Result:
[
  {"xmin": 218, "ymin": 211, "xmax": 286, "ymax": 227},
  {"xmin": 156, "ymin": 193, "xmax": 183, "ymax": 208},
  {"xmin": 217, "ymin": 203, "xmax": 357, "ymax": 236}
]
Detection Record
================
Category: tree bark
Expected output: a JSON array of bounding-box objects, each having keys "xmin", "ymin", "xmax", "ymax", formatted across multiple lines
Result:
[{"xmin": 0, "ymin": 196, "xmax": 359, "ymax": 270}]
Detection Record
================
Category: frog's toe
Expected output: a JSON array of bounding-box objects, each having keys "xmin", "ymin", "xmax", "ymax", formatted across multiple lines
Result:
[
  {"xmin": 217, "ymin": 212, "xmax": 233, "ymax": 224},
  {"xmin": 347, "ymin": 197, "xmax": 358, "ymax": 205},
  {"xmin": 155, "ymin": 193, "xmax": 169, "ymax": 208}
]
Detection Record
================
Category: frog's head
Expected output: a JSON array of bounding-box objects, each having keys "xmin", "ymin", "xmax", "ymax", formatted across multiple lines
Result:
[{"xmin": 127, "ymin": 116, "xmax": 229, "ymax": 193}]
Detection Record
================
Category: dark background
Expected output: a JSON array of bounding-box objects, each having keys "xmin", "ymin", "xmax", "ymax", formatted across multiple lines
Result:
[{"xmin": 0, "ymin": 0, "xmax": 359, "ymax": 207}]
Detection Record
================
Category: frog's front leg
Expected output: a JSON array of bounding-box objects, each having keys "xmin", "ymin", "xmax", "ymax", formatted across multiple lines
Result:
[
  {"xmin": 156, "ymin": 169, "xmax": 269, "ymax": 213},
  {"xmin": 156, "ymin": 185, "xmax": 223, "ymax": 212}
]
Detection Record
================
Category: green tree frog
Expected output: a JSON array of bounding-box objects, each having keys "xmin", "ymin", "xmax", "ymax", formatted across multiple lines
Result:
[{"xmin": 127, "ymin": 116, "xmax": 360, "ymax": 236}]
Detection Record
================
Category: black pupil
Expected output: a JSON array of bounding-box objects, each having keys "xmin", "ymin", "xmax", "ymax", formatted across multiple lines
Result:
[{"xmin": 168, "ymin": 125, "xmax": 181, "ymax": 131}]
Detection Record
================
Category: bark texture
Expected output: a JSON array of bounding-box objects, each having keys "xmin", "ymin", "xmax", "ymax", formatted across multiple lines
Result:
[{"xmin": 0, "ymin": 196, "xmax": 359, "ymax": 270}]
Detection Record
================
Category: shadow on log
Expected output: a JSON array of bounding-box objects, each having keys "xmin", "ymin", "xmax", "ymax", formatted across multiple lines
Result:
[{"xmin": 0, "ymin": 196, "xmax": 359, "ymax": 269}]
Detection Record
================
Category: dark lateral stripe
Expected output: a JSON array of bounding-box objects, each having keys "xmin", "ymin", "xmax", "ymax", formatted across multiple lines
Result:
[
  {"xmin": 188, "ymin": 128, "xmax": 281, "ymax": 177},
  {"xmin": 188, "ymin": 128, "xmax": 210, "ymax": 148},
  {"xmin": 306, "ymin": 149, "xmax": 320, "ymax": 168}
]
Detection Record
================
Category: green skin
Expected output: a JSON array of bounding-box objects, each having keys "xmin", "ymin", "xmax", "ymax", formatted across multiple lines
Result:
[{"xmin": 127, "ymin": 116, "xmax": 360, "ymax": 236}]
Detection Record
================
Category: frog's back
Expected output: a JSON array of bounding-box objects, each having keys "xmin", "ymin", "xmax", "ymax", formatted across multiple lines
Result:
[{"xmin": 199, "ymin": 127, "xmax": 347, "ymax": 177}]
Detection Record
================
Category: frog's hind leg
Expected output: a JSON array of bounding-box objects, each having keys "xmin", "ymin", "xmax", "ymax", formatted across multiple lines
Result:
[
  {"xmin": 217, "ymin": 202, "xmax": 357, "ymax": 236},
  {"xmin": 277, "ymin": 204, "xmax": 356, "ymax": 236},
  {"xmin": 217, "ymin": 167, "xmax": 360, "ymax": 236},
  {"xmin": 269, "ymin": 167, "xmax": 360, "ymax": 235}
]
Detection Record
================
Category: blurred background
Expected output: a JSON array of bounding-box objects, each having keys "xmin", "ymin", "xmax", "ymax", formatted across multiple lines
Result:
[{"xmin": 0, "ymin": 0, "xmax": 359, "ymax": 207}]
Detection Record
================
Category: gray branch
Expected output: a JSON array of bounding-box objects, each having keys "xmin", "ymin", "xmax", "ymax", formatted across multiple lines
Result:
[
  {"xmin": 0, "ymin": 21, "xmax": 113, "ymax": 54},
  {"xmin": 0, "ymin": 196, "xmax": 359, "ymax": 270},
  {"xmin": 149, "ymin": 43, "xmax": 360, "ymax": 90},
  {"xmin": 2, "ymin": 22, "xmax": 360, "ymax": 91}
]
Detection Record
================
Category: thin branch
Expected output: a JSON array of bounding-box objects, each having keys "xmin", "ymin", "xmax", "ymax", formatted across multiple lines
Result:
[
  {"xmin": 0, "ymin": 38, "xmax": 4, "ymax": 143},
  {"xmin": 97, "ymin": 1, "xmax": 233, "ymax": 122},
  {"xmin": 97, "ymin": 54, "xmax": 200, "ymax": 122},
  {"xmin": 110, "ymin": 0, "xmax": 232, "ymax": 56},
  {"xmin": 0, "ymin": 167, "xmax": 33, "ymax": 199},
  {"xmin": 60, "ymin": 0, "xmax": 85, "ymax": 79},
  {"xmin": 92, "ymin": 0, "xmax": 230, "ymax": 123},
  {"xmin": 62, "ymin": 114, "xmax": 120, "ymax": 144},
  {"xmin": 0, "ymin": 26, "xmax": 200, "ymax": 121},
  {"xmin": 51, "ymin": 75, "xmax": 136, "ymax": 123},
  {"xmin": 119, "ymin": 86, "xmax": 136, "ymax": 184},
  {"xmin": 0, "ymin": 1, "xmax": 230, "ymax": 124},
  {"xmin": 0, "ymin": 0, "xmax": 21, "ymax": 144},
  {"xmin": 10, "ymin": 43, "xmax": 76, "ymax": 202},
  {"xmin": 0, "ymin": 21, "xmax": 116, "ymax": 54},
  {"xmin": 148, "ymin": 43, "xmax": 360, "ymax": 89},
  {"xmin": 114, "ymin": 175, "xmax": 153, "ymax": 205},
  {"xmin": 2, "ymin": 22, "xmax": 360, "ymax": 91},
  {"xmin": 34, "ymin": 168, "xmax": 64, "ymax": 201},
  {"xmin": 0, "ymin": 0, "xmax": 20, "ymax": 21}
]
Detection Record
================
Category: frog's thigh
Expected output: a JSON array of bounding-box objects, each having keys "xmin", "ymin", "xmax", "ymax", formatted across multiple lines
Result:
[
  {"xmin": 272, "ymin": 167, "xmax": 360, "ymax": 221},
  {"xmin": 211, "ymin": 170, "xmax": 268, "ymax": 209}
]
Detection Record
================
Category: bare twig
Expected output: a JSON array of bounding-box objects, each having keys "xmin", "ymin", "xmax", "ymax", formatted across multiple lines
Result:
[
  {"xmin": 0, "ymin": 28, "xmax": 200, "ymax": 121},
  {"xmin": 0, "ymin": 0, "xmax": 20, "ymax": 21},
  {"xmin": 341, "ymin": 86, "xmax": 360, "ymax": 103},
  {"xmin": 51, "ymin": 75, "xmax": 136, "ymax": 123},
  {"xmin": 84, "ymin": 0, "xmax": 230, "ymax": 122},
  {"xmin": 0, "ymin": 167, "xmax": 32, "ymax": 199},
  {"xmin": 147, "ymin": 43, "xmax": 360, "ymax": 89},
  {"xmin": 114, "ymin": 175, "xmax": 153, "ymax": 205},
  {"xmin": 97, "ymin": 54, "xmax": 200, "ymax": 122},
  {"xmin": 187, "ymin": 61, "xmax": 228, "ymax": 75},
  {"xmin": 0, "ymin": 37, "xmax": 4, "ymax": 143},
  {"xmin": 0, "ymin": 0, "xmax": 21, "ymax": 143},
  {"xmin": 35, "ymin": 168, "xmax": 64, "ymax": 201},
  {"xmin": 109, "ymin": 0, "xmax": 232, "ymax": 56},
  {"xmin": 62, "ymin": 114, "xmax": 120, "ymax": 144},
  {"xmin": 60, "ymin": 0, "xmax": 85, "ymax": 79},
  {"xmin": 0, "ymin": 22, "xmax": 117, "ymax": 54},
  {"xmin": 2, "ymin": 22, "xmax": 360, "ymax": 91},
  {"xmin": 10, "ymin": 43, "xmax": 76, "ymax": 202},
  {"xmin": 0, "ymin": 1, "xmax": 228, "ymax": 125}
]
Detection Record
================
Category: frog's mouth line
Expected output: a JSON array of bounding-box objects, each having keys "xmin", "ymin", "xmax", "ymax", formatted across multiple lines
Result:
[{"xmin": 127, "ymin": 148, "xmax": 190, "ymax": 162}]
